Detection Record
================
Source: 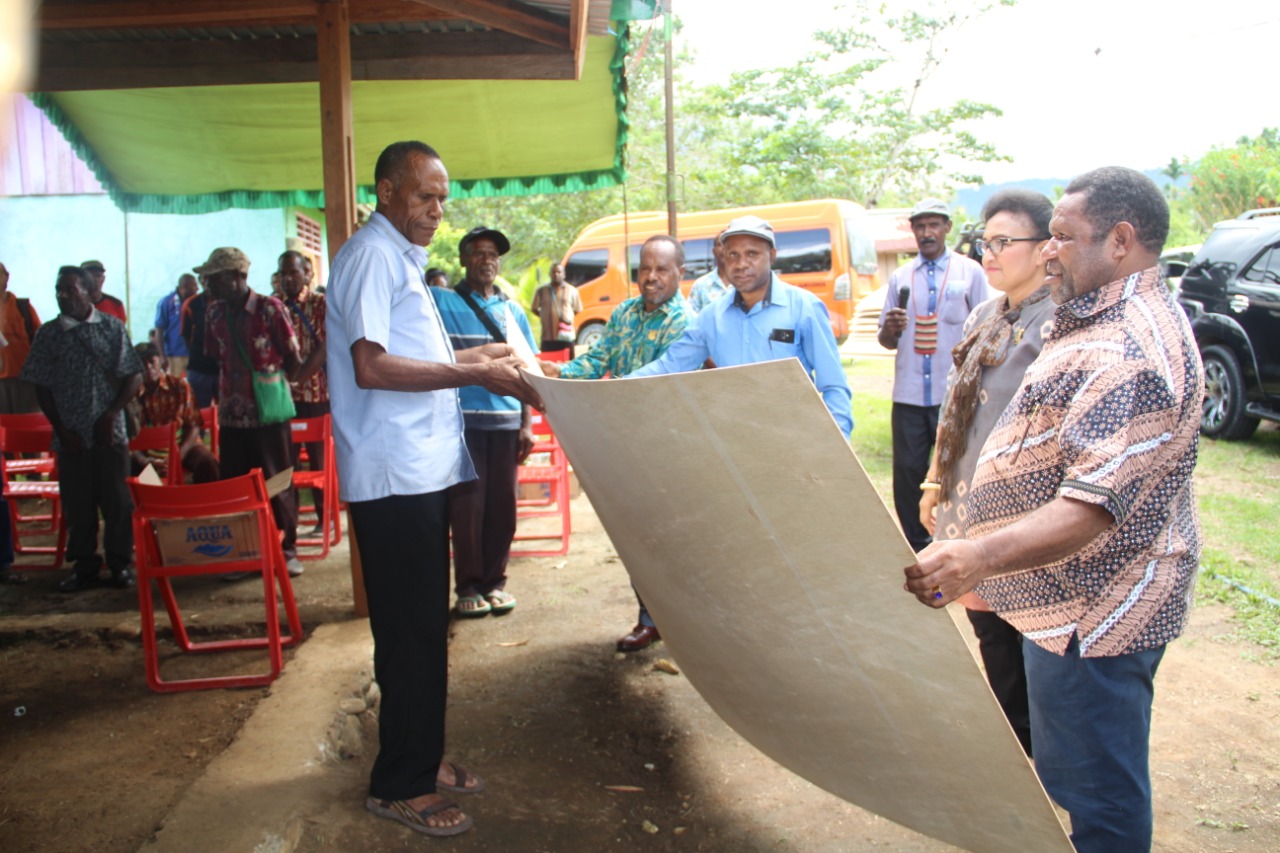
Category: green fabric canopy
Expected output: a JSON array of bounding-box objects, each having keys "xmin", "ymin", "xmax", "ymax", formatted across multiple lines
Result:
[{"xmin": 31, "ymin": 33, "xmax": 628, "ymax": 214}]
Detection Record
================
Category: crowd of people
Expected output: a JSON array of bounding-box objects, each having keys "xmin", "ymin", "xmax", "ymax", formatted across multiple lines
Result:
[
  {"xmin": 0, "ymin": 246, "xmax": 333, "ymax": 587},
  {"xmin": 0, "ymin": 142, "xmax": 1202, "ymax": 853}
]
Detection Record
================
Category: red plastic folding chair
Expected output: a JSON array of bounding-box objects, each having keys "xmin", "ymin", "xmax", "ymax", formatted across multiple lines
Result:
[
  {"xmin": 129, "ymin": 422, "xmax": 183, "ymax": 486},
  {"xmin": 128, "ymin": 470, "xmax": 302, "ymax": 693},
  {"xmin": 512, "ymin": 410, "xmax": 571, "ymax": 557},
  {"xmin": 0, "ymin": 412, "xmax": 57, "ymax": 479},
  {"xmin": 289, "ymin": 415, "xmax": 341, "ymax": 559},
  {"xmin": 0, "ymin": 424, "xmax": 67, "ymax": 568},
  {"xmin": 199, "ymin": 403, "xmax": 219, "ymax": 458}
]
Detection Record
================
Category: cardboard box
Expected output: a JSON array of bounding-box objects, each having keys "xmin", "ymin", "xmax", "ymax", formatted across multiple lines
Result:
[
  {"xmin": 153, "ymin": 512, "xmax": 263, "ymax": 565},
  {"xmin": 138, "ymin": 466, "xmax": 294, "ymax": 566}
]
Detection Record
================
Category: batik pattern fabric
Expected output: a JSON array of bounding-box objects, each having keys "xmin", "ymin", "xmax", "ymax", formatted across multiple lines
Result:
[
  {"xmin": 968, "ymin": 267, "xmax": 1203, "ymax": 658},
  {"xmin": 205, "ymin": 292, "xmax": 300, "ymax": 429},
  {"xmin": 138, "ymin": 373, "xmax": 203, "ymax": 443},
  {"xmin": 557, "ymin": 294, "xmax": 690, "ymax": 380},
  {"xmin": 284, "ymin": 289, "xmax": 328, "ymax": 404}
]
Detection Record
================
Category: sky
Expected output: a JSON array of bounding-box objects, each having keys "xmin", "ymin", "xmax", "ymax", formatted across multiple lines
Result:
[{"xmin": 671, "ymin": 0, "xmax": 1280, "ymax": 185}]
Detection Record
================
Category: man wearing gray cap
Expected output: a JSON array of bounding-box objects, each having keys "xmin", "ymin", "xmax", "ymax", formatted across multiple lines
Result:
[
  {"xmin": 196, "ymin": 246, "xmax": 305, "ymax": 578},
  {"xmin": 628, "ymin": 215, "xmax": 852, "ymax": 436},
  {"xmin": 878, "ymin": 198, "xmax": 990, "ymax": 552}
]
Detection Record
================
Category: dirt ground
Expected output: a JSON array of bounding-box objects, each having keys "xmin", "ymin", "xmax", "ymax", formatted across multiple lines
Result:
[{"xmin": 3, "ymin": 425, "xmax": 1280, "ymax": 851}]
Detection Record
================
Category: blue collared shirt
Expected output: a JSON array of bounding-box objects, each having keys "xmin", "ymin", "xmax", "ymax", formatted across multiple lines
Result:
[
  {"xmin": 628, "ymin": 274, "xmax": 853, "ymax": 437},
  {"xmin": 432, "ymin": 283, "xmax": 538, "ymax": 430},
  {"xmin": 878, "ymin": 249, "xmax": 991, "ymax": 407},
  {"xmin": 154, "ymin": 289, "xmax": 189, "ymax": 357},
  {"xmin": 325, "ymin": 212, "xmax": 474, "ymax": 502}
]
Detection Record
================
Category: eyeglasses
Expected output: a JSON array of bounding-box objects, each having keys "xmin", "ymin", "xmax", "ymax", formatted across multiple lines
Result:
[{"xmin": 973, "ymin": 236, "xmax": 1044, "ymax": 257}]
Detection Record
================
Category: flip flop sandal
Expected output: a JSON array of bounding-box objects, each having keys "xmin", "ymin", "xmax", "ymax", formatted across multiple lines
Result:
[
  {"xmin": 436, "ymin": 760, "xmax": 486, "ymax": 795},
  {"xmin": 485, "ymin": 590, "xmax": 517, "ymax": 613},
  {"xmin": 455, "ymin": 594, "xmax": 491, "ymax": 617},
  {"xmin": 365, "ymin": 796, "xmax": 473, "ymax": 837}
]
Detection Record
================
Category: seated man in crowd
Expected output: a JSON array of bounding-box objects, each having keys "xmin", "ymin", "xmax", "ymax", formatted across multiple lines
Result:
[{"xmin": 130, "ymin": 343, "xmax": 220, "ymax": 484}]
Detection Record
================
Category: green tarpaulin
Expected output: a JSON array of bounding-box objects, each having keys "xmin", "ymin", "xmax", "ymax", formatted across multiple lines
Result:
[{"xmin": 31, "ymin": 32, "xmax": 628, "ymax": 214}]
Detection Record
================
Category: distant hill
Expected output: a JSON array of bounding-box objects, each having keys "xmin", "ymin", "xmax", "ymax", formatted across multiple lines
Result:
[{"xmin": 951, "ymin": 169, "xmax": 1187, "ymax": 222}]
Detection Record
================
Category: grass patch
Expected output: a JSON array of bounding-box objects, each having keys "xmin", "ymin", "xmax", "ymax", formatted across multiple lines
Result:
[
  {"xmin": 841, "ymin": 353, "xmax": 1280, "ymax": 659},
  {"xmin": 845, "ymin": 357, "xmax": 894, "ymax": 493},
  {"xmin": 1192, "ymin": 429, "xmax": 1280, "ymax": 659}
]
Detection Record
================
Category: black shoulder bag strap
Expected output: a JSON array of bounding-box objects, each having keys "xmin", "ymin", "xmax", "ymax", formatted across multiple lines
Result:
[{"xmin": 455, "ymin": 284, "xmax": 507, "ymax": 344}]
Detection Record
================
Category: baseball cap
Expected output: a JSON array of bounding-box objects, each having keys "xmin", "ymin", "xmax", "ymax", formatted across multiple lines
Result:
[
  {"xmin": 909, "ymin": 198, "xmax": 951, "ymax": 221},
  {"xmin": 720, "ymin": 215, "xmax": 776, "ymax": 248},
  {"xmin": 458, "ymin": 226, "xmax": 511, "ymax": 256},
  {"xmin": 80, "ymin": 260, "xmax": 105, "ymax": 271},
  {"xmin": 192, "ymin": 247, "xmax": 251, "ymax": 276}
]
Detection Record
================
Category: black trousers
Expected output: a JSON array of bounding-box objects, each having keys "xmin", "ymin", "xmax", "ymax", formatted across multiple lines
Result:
[
  {"xmin": 292, "ymin": 400, "xmax": 331, "ymax": 525},
  {"xmin": 449, "ymin": 428, "xmax": 518, "ymax": 597},
  {"xmin": 350, "ymin": 492, "xmax": 451, "ymax": 800},
  {"xmin": 59, "ymin": 442, "xmax": 133, "ymax": 576},
  {"xmin": 966, "ymin": 609, "xmax": 1033, "ymax": 756},
  {"xmin": 219, "ymin": 423, "xmax": 297, "ymax": 557},
  {"xmin": 891, "ymin": 402, "xmax": 939, "ymax": 552}
]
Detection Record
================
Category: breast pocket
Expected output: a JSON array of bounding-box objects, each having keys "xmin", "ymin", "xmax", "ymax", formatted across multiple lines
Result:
[{"xmin": 941, "ymin": 283, "xmax": 972, "ymax": 324}]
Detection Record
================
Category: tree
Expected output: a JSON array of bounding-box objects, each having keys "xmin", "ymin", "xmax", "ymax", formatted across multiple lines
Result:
[
  {"xmin": 686, "ymin": 0, "xmax": 1013, "ymax": 207},
  {"xmin": 1184, "ymin": 129, "xmax": 1280, "ymax": 229}
]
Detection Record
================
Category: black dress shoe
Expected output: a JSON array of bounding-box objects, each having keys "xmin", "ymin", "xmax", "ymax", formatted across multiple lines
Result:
[
  {"xmin": 58, "ymin": 572, "xmax": 99, "ymax": 593},
  {"xmin": 108, "ymin": 568, "xmax": 135, "ymax": 589},
  {"xmin": 616, "ymin": 624, "xmax": 661, "ymax": 652}
]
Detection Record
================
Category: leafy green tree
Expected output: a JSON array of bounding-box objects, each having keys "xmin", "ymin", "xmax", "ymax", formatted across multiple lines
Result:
[
  {"xmin": 686, "ymin": 0, "xmax": 1013, "ymax": 207},
  {"xmin": 1185, "ymin": 129, "xmax": 1280, "ymax": 229}
]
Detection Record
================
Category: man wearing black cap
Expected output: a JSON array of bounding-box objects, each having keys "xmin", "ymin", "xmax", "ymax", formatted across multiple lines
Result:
[
  {"xmin": 79, "ymin": 260, "xmax": 127, "ymax": 324},
  {"xmin": 431, "ymin": 227, "xmax": 538, "ymax": 618},
  {"xmin": 877, "ymin": 198, "xmax": 990, "ymax": 552}
]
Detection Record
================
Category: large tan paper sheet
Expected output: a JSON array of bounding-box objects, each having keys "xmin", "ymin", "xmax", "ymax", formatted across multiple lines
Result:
[{"xmin": 529, "ymin": 360, "xmax": 1072, "ymax": 853}]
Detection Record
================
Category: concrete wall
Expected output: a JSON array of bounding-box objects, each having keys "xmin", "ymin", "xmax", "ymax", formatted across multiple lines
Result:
[{"xmin": 0, "ymin": 194, "xmax": 288, "ymax": 341}]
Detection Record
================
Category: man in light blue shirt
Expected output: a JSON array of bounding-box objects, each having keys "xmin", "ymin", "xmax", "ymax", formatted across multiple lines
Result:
[
  {"xmin": 629, "ymin": 216, "xmax": 853, "ymax": 438},
  {"xmin": 877, "ymin": 197, "xmax": 990, "ymax": 552},
  {"xmin": 326, "ymin": 141, "xmax": 539, "ymax": 839}
]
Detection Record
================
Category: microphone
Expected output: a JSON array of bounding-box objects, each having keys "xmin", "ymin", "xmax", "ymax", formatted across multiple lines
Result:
[{"xmin": 897, "ymin": 285, "xmax": 911, "ymax": 311}]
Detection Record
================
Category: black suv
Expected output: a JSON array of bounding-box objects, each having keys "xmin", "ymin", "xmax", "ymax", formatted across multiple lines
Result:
[{"xmin": 1177, "ymin": 208, "xmax": 1280, "ymax": 439}]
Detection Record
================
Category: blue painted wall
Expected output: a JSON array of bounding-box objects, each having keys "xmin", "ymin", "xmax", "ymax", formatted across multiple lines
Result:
[{"xmin": 0, "ymin": 194, "xmax": 288, "ymax": 342}]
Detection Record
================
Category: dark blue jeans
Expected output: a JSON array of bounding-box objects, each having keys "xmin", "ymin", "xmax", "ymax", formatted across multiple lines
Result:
[{"xmin": 1024, "ymin": 635, "xmax": 1166, "ymax": 853}]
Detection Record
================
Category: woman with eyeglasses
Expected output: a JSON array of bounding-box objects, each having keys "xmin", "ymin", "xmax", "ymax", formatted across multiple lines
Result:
[{"xmin": 918, "ymin": 187, "xmax": 1056, "ymax": 756}]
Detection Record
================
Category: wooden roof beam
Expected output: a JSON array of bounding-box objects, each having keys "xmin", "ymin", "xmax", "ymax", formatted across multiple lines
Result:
[
  {"xmin": 38, "ymin": 0, "xmax": 452, "ymax": 30},
  {"xmin": 407, "ymin": 0, "xmax": 567, "ymax": 49},
  {"xmin": 33, "ymin": 29, "xmax": 574, "ymax": 90}
]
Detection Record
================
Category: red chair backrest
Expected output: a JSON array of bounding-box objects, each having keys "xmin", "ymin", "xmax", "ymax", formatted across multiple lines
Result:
[
  {"xmin": 130, "ymin": 422, "xmax": 179, "ymax": 453},
  {"xmin": 128, "ymin": 469, "xmax": 272, "ymax": 519},
  {"xmin": 289, "ymin": 415, "xmax": 331, "ymax": 446},
  {"xmin": 0, "ymin": 413, "xmax": 52, "ymax": 430},
  {"xmin": 0, "ymin": 423, "xmax": 54, "ymax": 456}
]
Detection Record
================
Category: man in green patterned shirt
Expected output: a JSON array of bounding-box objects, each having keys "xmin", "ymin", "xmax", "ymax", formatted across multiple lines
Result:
[
  {"xmin": 538, "ymin": 234, "xmax": 689, "ymax": 650},
  {"xmin": 539, "ymin": 234, "xmax": 689, "ymax": 382}
]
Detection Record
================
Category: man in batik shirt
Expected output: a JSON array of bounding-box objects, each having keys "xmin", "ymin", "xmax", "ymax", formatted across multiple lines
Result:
[
  {"xmin": 538, "ymin": 235, "xmax": 690, "ymax": 651},
  {"xmin": 131, "ymin": 343, "xmax": 219, "ymax": 483},
  {"xmin": 906, "ymin": 167, "xmax": 1202, "ymax": 853},
  {"xmin": 278, "ymin": 250, "xmax": 329, "ymax": 535}
]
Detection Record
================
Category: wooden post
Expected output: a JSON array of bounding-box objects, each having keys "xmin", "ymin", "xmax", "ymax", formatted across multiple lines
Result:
[
  {"xmin": 317, "ymin": 0, "xmax": 355, "ymax": 259},
  {"xmin": 317, "ymin": 0, "xmax": 365, "ymax": 615}
]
